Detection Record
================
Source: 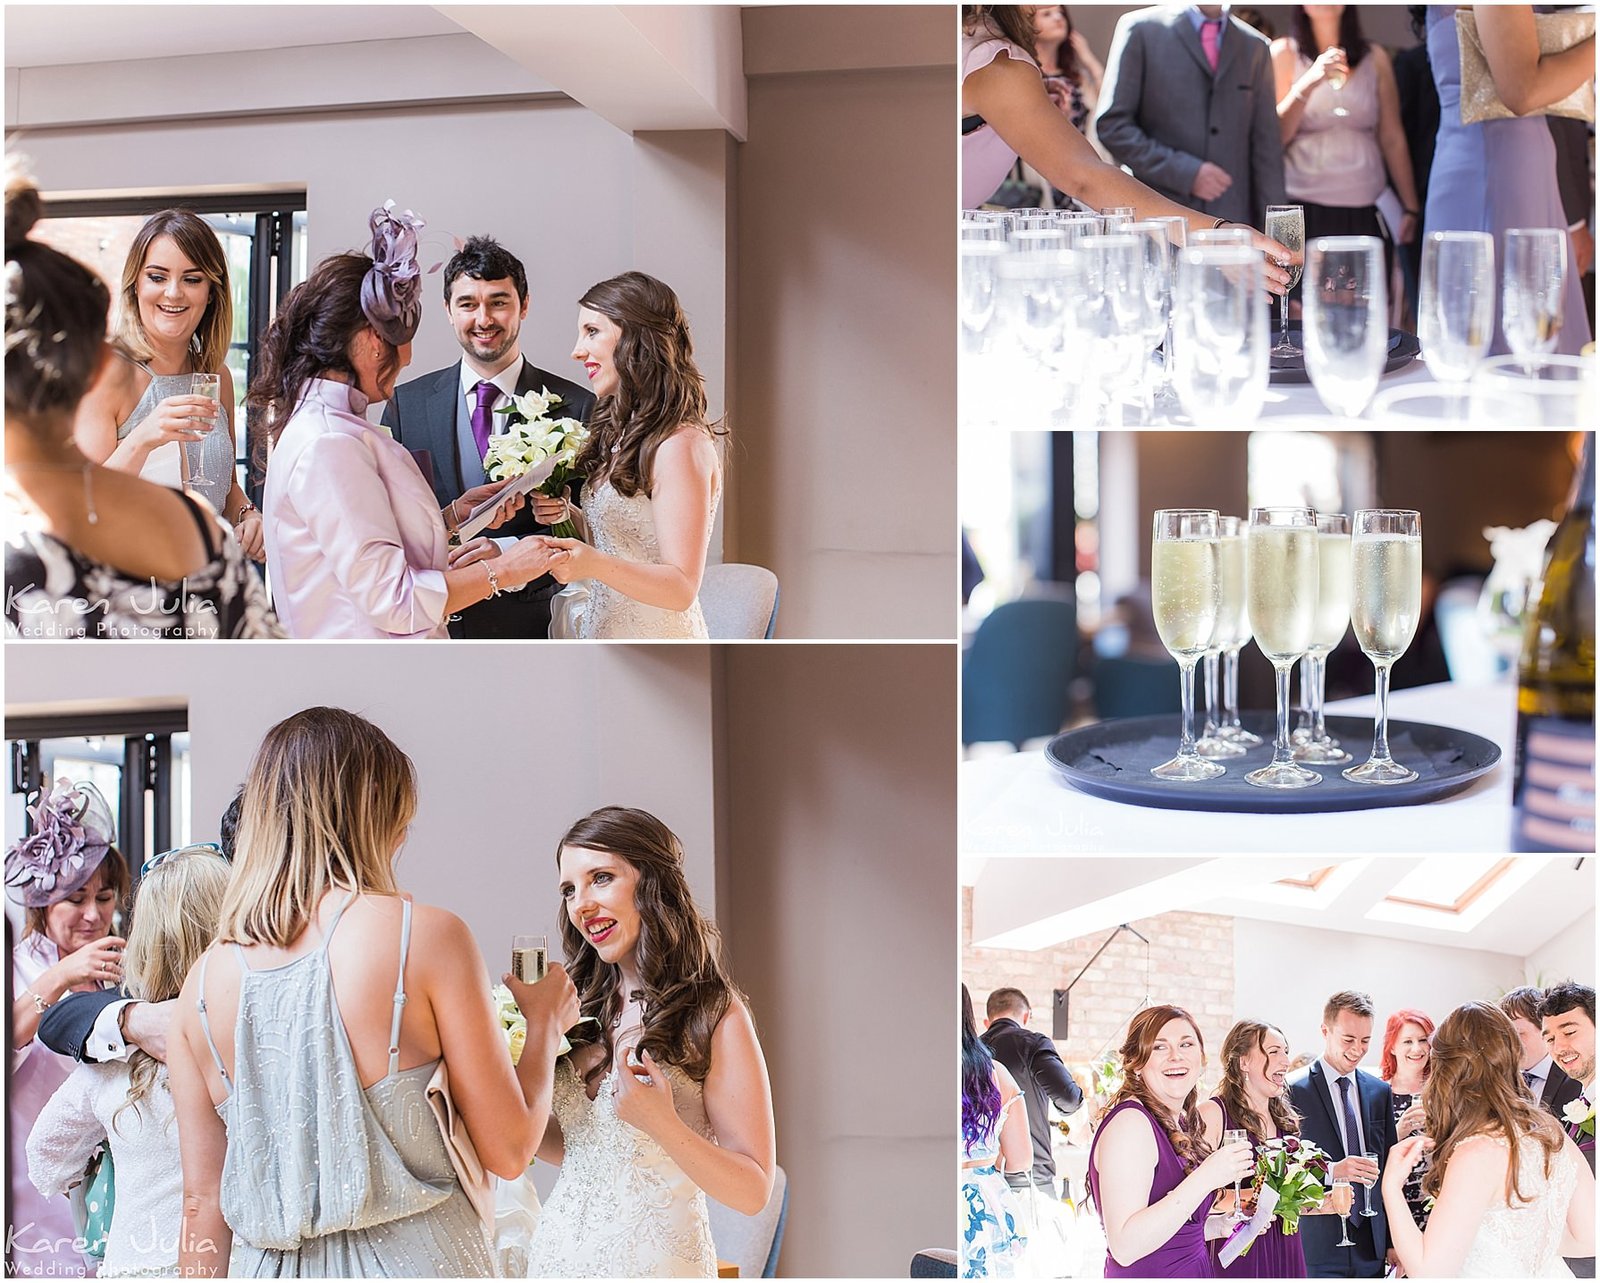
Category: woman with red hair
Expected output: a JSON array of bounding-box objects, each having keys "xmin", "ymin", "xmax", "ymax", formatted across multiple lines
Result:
[{"xmin": 1379, "ymin": 1007, "xmax": 1434, "ymax": 1229}]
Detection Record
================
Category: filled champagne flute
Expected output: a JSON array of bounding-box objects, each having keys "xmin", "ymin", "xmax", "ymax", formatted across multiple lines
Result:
[
  {"xmin": 1503, "ymin": 228, "xmax": 1567, "ymax": 373},
  {"xmin": 1302, "ymin": 236, "xmax": 1387, "ymax": 419},
  {"xmin": 1330, "ymin": 1179, "xmax": 1355, "ymax": 1246},
  {"xmin": 1344, "ymin": 509, "xmax": 1423, "ymax": 785},
  {"xmin": 1418, "ymin": 231, "xmax": 1494, "ymax": 414},
  {"xmin": 1293, "ymin": 513, "xmax": 1353, "ymax": 765},
  {"xmin": 1263, "ymin": 204, "xmax": 1305, "ymax": 360},
  {"xmin": 1223, "ymin": 1128, "xmax": 1251, "ymax": 1223},
  {"xmin": 511, "ymin": 933, "xmax": 548, "ymax": 984},
  {"xmin": 1150, "ymin": 509, "xmax": 1226, "ymax": 781},
  {"xmin": 188, "ymin": 371, "xmax": 221, "ymax": 487},
  {"xmin": 1246, "ymin": 507, "xmax": 1321, "ymax": 789},
  {"xmin": 1360, "ymin": 1150, "xmax": 1380, "ymax": 1216},
  {"xmin": 1326, "ymin": 61, "xmax": 1350, "ymax": 118},
  {"xmin": 1199, "ymin": 516, "xmax": 1248, "ymax": 758}
]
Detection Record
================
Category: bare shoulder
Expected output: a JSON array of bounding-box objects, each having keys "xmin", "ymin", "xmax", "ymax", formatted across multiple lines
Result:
[
  {"xmin": 712, "ymin": 993, "xmax": 761, "ymax": 1052},
  {"xmin": 657, "ymin": 425, "xmax": 719, "ymax": 471},
  {"xmin": 1368, "ymin": 44, "xmax": 1394, "ymax": 73},
  {"xmin": 1197, "ymin": 1097, "xmax": 1224, "ymax": 1131}
]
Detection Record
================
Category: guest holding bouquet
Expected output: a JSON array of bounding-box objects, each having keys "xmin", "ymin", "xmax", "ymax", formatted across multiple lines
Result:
[
  {"xmin": 1088, "ymin": 1005, "xmax": 1253, "ymax": 1277},
  {"xmin": 74, "ymin": 209, "xmax": 264, "ymax": 559},
  {"xmin": 169, "ymin": 706, "xmax": 581, "ymax": 1275},
  {"xmin": 1200, "ymin": 1021, "xmax": 1310, "ymax": 1276},
  {"xmin": 256, "ymin": 206, "xmax": 561, "ymax": 639},
  {"xmin": 1379, "ymin": 1007, "xmax": 1434, "ymax": 1230},
  {"xmin": 962, "ymin": 985, "xmax": 1029, "ymax": 1278}
]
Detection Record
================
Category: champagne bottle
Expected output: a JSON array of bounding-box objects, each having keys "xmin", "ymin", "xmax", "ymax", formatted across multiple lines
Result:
[{"xmin": 1511, "ymin": 433, "xmax": 1595, "ymax": 852}]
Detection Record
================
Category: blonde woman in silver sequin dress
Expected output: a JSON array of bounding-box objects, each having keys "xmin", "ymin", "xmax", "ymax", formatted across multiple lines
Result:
[
  {"xmin": 526, "ymin": 808, "xmax": 776, "ymax": 1279},
  {"xmin": 169, "ymin": 707, "xmax": 581, "ymax": 1276},
  {"xmin": 534, "ymin": 273, "xmax": 722, "ymax": 640}
]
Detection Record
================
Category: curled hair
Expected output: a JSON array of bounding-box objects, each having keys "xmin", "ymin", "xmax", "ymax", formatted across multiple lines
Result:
[
  {"xmin": 1102, "ymin": 1005, "xmax": 1211, "ymax": 1171},
  {"xmin": 963, "ymin": 985, "xmax": 1004, "ymax": 1156},
  {"xmin": 217, "ymin": 707, "xmax": 414, "ymax": 947},
  {"xmin": 571, "ymin": 272, "xmax": 722, "ymax": 498},
  {"xmin": 1217, "ymin": 1020, "xmax": 1300, "ymax": 1143},
  {"xmin": 1422, "ymin": 1002, "xmax": 1563, "ymax": 1205},
  {"xmin": 5, "ymin": 158, "xmax": 110, "ymax": 423},
  {"xmin": 1291, "ymin": 5, "xmax": 1370, "ymax": 70},
  {"xmin": 113, "ymin": 209, "xmax": 232, "ymax": 375},
  {"xmin": 246, "ymin": 253, "xmax": 399, "ymax": 458},
  {"xmin": 115, "ymin": 847, "xmax": 230, "ymax": 1133},
  {"xmin": 962, "ymin": 6, "xmax": 1040, "ymax": 57},
  {"xmin": 557, "ymin": 807, "xmax": 742, "ymax": 1089},
  {"xmin": 1380, "ymin": 1008, "xmax": 1435, "ymax": 1083},
  {"xmin": 22, "ymin": 844, "xmax": 131, "ymax": 942}
]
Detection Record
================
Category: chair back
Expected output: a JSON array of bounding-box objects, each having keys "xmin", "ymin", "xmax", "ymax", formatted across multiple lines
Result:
[
  {"xmin": 701, "ymin": 563, "xmax": 780, "ymax": 639},
  {"xmin": 707, "ymin": 1163, "xmax": 789, "ymax": 1277},
  {"xmin": 909, "ymin": 1247, "xmax": 958, "ymax": 1277},
  {"xmin": 962, "ymin": 597, "xmax": 1077, "ymax": 748}
]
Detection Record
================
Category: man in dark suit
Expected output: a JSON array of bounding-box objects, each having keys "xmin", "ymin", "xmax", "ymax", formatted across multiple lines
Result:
[
  {"xmin": 381, "ymin": 236, "xmax": 594, "ymax": 638},
  {"xmin": 981, "ymin": 987, "xmax": 1083, "ymax": 1274},
  {"xmin": 1503, "ymin": 986, "xmax": 1585, "ymax": 1119},
  {"xmin": 1286, "ymin": 990, "xmax": 1398, "ymax": 1278},
  {"xmin": 1542, "ymin": 982, "xmax": 1596, "ymax": 1277},
  {"xmin": 1095, "ymin": 4, "xmax": 1287, "ymax": 228}
]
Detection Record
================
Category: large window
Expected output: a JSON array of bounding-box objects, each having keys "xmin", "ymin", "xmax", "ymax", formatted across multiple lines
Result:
[{"xmin": 33, "ymin": 194, "xmax": 307, "ymax": 499}]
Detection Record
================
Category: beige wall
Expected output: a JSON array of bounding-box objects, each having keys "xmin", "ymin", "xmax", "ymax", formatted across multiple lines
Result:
[
  {"xmin": 735, "ymin": 7, "xmax": 957, "ymax": 639},
  {"xmin": 721, "ymin": 644, "xmax": 957, "ymax": 1276}
]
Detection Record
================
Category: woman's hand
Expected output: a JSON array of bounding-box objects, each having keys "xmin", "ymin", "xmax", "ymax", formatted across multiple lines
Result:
[
  {"xmin": 452, "ymin": 481, "xmax": 527, "ymax": 532},
  {"xmin": 1306, "ymin": 44, "xmax": 1349, "ymax": 90},
  {"xmin": 446, "ymin": 536, "xmax": 501, "ymax": 569},
  {"xmin": 531, "ymin": 491, "xmax": 573, "ymax": 529},
  {"xmin": 1383, "ymin": 1134, "xmax": 1430, "ymax": 1196},
  {"xmin": 1241, "ymin": 228, "xmax": 1299, "ymax": 295},
  {"xmin": 1195, "ymin": 1137, "xmax": 1255, "ymax": 1191},
  {"xmin": 503, "ymin": 961, "xmax": 580, "ymax": 1040},
  {"xmin": 494, "ymin": 536, "xmax": 566, "ymax": 590},
  {"xmin": 614, "ymin": 1048, "xmax": 679, "ymax": 1139},
  {"xmin": 1396, "ymin": 1100, "xmax": 1426, "ymax": 1139},
  {"xmin": 127, "ymin": 395, "xmax": 218, "ymax": 452},
  {"xmin": 233, "ymin": 510, "xmax": 265, "ymax": 562},
  {"xmin": 543, "ymin": 536, "xmax": 600, "ymax": 585},
  {"xmin": 58, "ymin": 935, "xmax": 126, "ymax": 989}
]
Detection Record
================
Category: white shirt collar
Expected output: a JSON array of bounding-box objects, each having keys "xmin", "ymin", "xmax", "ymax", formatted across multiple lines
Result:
[
  {"xmin": 1529, "ymin": 1054, "xmax": 1555, "ymax": 1082},
  {"xmin": 1320, "ymin": 1057, "xmax": 1360, "ymax": 1090},
  {"xmin": 459, "ymin": 355, "xmax": 524, "ymax": 402}
]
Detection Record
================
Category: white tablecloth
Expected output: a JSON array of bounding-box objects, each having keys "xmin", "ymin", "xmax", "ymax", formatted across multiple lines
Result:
[
  {"xmin": 960, "ymin": 681, "xmax": 1517, "ymax": 854},
  {"xmin": 1148, "ymin": 350, "xmax": 1436, "ymax": 425}
]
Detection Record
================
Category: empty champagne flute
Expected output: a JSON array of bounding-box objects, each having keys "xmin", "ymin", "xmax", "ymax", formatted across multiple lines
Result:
[
  {"xmin": 1360, "ymin": 1150, "xmax": 1380, "ymax": 1216},
  {"xmin": 1124, "ymin": 221, "xmax": 1175, "ymax": 418},
  {"xmin": 1418, "ymin": 231, "xmax": 1494, "ymax": 412},
  {"xmin": 959, "ymin": 240, "xmax": 1009, "ymax": 356},
  {"xmin": 1223, "ymin": 1128, "xmax": 1251, "ymax": 1223},
  {"xmin": 1190, "ymin": 228, "xmax": 1254, "ymax": 246},
  {"xmin": 1151, "ymin": 509, "xmax": 1225, "ymax": 781},
  {"xmin": 1149, "ymin": 215, "xmax": 1188, "ymax": 250},
  {"xmin": 1503, "ymin": 228, "xmax": 1567, "ymax": 372},
  {"xmin": 1344, "ymin": 509, "xmax": 1423, "ymax": 785},
  {"xmin": 1330, "ymin": 1179, "xmax": 1355, "ymax": 1246},
  {"xmin": 1263, "ymin": 204, "xmax": 1305, "ymax": 360},
  {"xmin": 1171, "ymin": 246, "xmax": 1269, "ymax": 428},
  {"xmin": 1246, "ymin": 507, "xmax": 1321, "ymax": 789},
  {"xmin": 188, "ymin": 372, "xmax": 221, "ymax": 488},
  {"xmin": 1010, "ymin": 228, "xmax": 1069, "ymax": 256},
  {"xmin": 1293, "ymin": 513, "xmax": 1352, "ymax": 765},
  {"xmin": 1303, "ymin": 236, "xmax": 1387, "ymax": 419},
  {"xmin": 1080, "ymin": 234, "xmax": 1147, "ymax": 425},
  {"xmin": 1199, "ymin": 516, "xmax": 1248, "ymax": 758}
]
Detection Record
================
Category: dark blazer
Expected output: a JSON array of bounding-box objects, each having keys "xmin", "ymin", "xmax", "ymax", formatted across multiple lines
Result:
[
  {"xmin": 1287, "ymin": 1061, "xmax": 1397, "ymax": 1278},
  {"xmin": 1541, "ymin": 1060, "xmax": 1586, "ymax": 1120},
  {"xmin": 1095, "ymin": 6, "xmax": 1287, "ymax": 227},
  {"xmin": 980, "ymin": 1016, "xmax": 1085, "ymax": 1189},
  {"xmin": 380, "ymin": 357, "xmax": 595, "ymax": 639},
  {"xmin": 38, "ymin": 987, "xmax": 127, "ymax": 1061}
]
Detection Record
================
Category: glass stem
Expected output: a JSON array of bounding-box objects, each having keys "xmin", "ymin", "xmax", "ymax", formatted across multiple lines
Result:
[
  {"xmin": 1273, "ymin": 661, "xmax": 1295, "ymax": 766},
  {"xmin": 1204, "ymin": 651, "xmax": 1222, "ymax": 735},
  {"xmin": 1370, "ymin": 661, "xmax": 1394, "ymax": 764},
  {"xmin": 1296, "ymin": 656, "xmax": 1313, "ymax": 732},
  {"xmin": 1279, "ymin": 289, "xmax": 1290, "ymax": 350},
  {"xmin": 1179, "ymin": 657, "xmax": 1200, "ymax": 758},
  {"xmin": 1311, "ymin": 654, "xmax": 1329, "ymax": 740},
  {"xmin": 1224, "ymin": 647, "xmax": 1241, "ymax": 727}
]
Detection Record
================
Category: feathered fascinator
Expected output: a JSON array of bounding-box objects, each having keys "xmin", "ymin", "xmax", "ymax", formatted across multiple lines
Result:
[
  {"xmin": 361, "ymin": 200, "xmax": 424, "ymax": 347},
  {"xmin": 5, "ymin": 778, "xmax": 116, "ymax": 908}
]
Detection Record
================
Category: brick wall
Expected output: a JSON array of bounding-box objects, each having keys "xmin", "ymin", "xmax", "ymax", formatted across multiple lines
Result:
[{"xmin": 963, "ymin": 886, "xmax": 1236, "ymax": 1138}]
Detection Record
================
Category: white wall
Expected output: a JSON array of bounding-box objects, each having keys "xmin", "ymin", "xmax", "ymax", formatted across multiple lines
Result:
[
  {"xmin": 1527, "ymin": 908, "xmax": 1597, "ymax": 988},
  {"xmin": 1234, "ymin": 918, "xmax": 1529, "ymax": 1065}
]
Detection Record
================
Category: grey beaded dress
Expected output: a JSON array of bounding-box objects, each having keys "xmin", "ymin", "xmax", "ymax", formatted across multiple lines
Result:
[{"xmin": 194, "ymin": 893, "xmax": 495, "ymax": 1277}]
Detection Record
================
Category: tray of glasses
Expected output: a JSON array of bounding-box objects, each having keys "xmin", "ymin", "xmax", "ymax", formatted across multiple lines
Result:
[
  {"xmin": 1044, "ymin": 713, "xmax": 1500, "ymax": 814},
  {"xmin": 1267, "ymin": 324, "xmax": 1421, "ymax": 383}
]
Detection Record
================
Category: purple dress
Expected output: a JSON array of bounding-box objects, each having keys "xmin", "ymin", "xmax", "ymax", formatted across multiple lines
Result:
[
  {"xmin": 1424, "ymin": 6, "xmax": 1591, "ymax": 355},
  {"xmin": 1208, "ymin": 1099, "xmax": 1308, "ymax": 1278},
  {"xmin": 1089, "ymin": 1099, "xmax": 1215, "ymax": 1278}
]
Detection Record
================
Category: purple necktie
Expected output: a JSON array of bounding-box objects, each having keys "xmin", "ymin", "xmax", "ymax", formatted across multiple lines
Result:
[
  {"xmin": 470, "ymin": 380, "xmax": 497, "ymax": 460},
  {"xmin": 1201, "ymin": 18, "xmax": 1222, "ymax": 71}
]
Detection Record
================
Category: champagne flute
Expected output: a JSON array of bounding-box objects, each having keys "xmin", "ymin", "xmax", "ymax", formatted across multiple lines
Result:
[
  {"xmin": 1123, "ymin": 221, "xmax": 1175, "ymax": 420},
  {"xmin": 1418, "ymin": 231, "xmax": 1494, "ymax": 415},
  {"xmin": 1171, "ymin": 246, "xmax": 1269, "ymax": 428},
  {"xmin": 1190, "ymin": 228, "xmax": 1254, "ymax": 246},
  {"xmin": 1199, "ymin": 516, "xmax": 1248, "ymax": 758},
  {"xmin": 1330, "ymin": 1179, "xmax": 1355, "ymax": 1246},
  {"xmin": 188, "ymin": 372, "xmax": 221, "ymax": 487},
  {"xmin": 1294, "ymin": 513, "xmax": 1352, "ymax": 765},
  {"xmin": 1080, "ymin": 234, "xmax": 1147, "ymax": 426},
  {"xmin": 1302, "ymin": 236, "xmax": 1387, "ymax": 419},
  {"xmin": 960, "ymin": 241, "xmax": 1010, "ymax": 356},
  {"xmin": 1150, "ymin": 509, "xmax": 1226, "ymax": 781},
  {"xmin": 1246, "ymin": 507, "xmax": 1321, "ymax": 789},
  {"xmin": 1326, "ymin": 61, "xmax": 1350, "ymax": 118},
  {"xmin": 1263, "ymin": 204, "xmax": 1305, "ymax": 360},
  {"xmin": 1503, "ymin": 228, "xmax": 1567, "ymax": 373},
  {"xmin": 1223, "ymin": 1128, "xmax": 1251, "ymax": 1223},
  {"xmin": 1360, "ymin": 1150, "xmax": 1380, "ymax": 1216},
  {"xmin": 511, "ymin": 934, "xmax": 548, "ymax": 983},
  {"xmin": 1344, "ymin": 509, "xmax": 1423, "ymax": 785}
]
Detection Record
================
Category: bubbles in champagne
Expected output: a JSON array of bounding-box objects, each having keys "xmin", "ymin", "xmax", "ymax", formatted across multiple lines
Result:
[
  {"xmin": 1247, "ymin": 525, "xmax": 1318, "ymax": 661},
  {"xmin": 1152, "ymin": 537, "xmax": 1221, "ymax": 658},
  {"xmin": 1351, "ymin": 533, "xmax": 1422, "ymax": 660}
]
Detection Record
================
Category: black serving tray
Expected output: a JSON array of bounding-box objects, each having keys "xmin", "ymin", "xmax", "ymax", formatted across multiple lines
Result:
[
  {"xmin": 1044, "ymin": 713, "xmax": 1500, "ymax": 814},
  {"xmin": 1267, "ymin": 322, "xmax": 1421, "ymax": 383}
]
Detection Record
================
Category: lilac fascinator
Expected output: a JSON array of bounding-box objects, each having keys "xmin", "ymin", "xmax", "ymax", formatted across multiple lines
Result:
[
  {"xmin": 361, "ymin": 200, "xmax": 424, "ymax": 347},
  {"xmin": 5, "ymin": 778, "xmax": 116, "ymax": 908}
]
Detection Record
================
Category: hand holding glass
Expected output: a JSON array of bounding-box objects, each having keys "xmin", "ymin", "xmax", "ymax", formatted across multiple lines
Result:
[{"xmin": 187, "ymin": 372, "xmax": 221, "ymax": 487}]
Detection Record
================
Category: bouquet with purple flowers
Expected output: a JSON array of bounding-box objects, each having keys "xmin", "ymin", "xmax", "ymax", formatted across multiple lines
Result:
[{"xmin": 1219, "ymin": 1134, "xmax": 1332, "ymax": 1265}]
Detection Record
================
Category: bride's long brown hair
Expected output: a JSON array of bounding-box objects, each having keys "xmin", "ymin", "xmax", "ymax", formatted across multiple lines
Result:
[
  {"xmin": 1422, "ymin": 1002, "xmax": 1564, "ymax": 1205},
  {"xmin": 557, "ymin": 807, "xmax": 744, "ymax": 1091}
]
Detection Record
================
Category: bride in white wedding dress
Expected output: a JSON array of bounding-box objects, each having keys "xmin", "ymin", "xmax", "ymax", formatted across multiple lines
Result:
[
  {"xmin": 534, "ymin": 274, "xmax": 722, "ymax": 640},
  {"xmin": 522, "ymin": 808, "xmax": 775, "ymax": 1279},
  {"xmin": 1382, "ymin": 1003, "xmax": 1594, "ymax": 1278}
]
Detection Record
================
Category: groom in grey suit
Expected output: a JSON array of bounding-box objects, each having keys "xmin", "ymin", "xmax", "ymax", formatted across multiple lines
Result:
[
  {"xmin": 1095, "ymin": 5, "xmax": 1286, "ymax": 229},
  {"xmin": 382, "ymin": 237, "xmax": 594, "ymax": 639}
]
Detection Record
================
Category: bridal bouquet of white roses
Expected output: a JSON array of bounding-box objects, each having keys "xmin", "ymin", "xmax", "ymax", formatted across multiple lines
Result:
[
  {"xmin": 492, "ymin": 983, "xmax": 596, "ymax": 1064},
  {"xmin": 1218, "ymin": 1134, "xmax": 1331, "ymax": 1266},
  {"xmin": 484, "ymin": 388, "xmax": 589, "ymax": 538}
]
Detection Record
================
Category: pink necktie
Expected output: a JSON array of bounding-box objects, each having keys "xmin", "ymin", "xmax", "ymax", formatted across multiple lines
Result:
[
  {"xmin": 470, "ymin": 380, "xmax": 497, "ymax": 460},
  {"xmin": 1201, "ymin": 18, "xmax": 1222, "ymax": 71}
]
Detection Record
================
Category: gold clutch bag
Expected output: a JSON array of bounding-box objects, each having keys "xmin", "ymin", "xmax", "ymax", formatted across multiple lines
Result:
[{"xmin": 1456, "ymin": 8, "xmax": 1595, "ymax": 125}]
